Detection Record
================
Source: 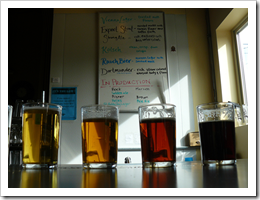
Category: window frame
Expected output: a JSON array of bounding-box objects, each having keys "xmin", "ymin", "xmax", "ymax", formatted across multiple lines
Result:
[{"xmin": 232, "ymin": 16, "xmax": 248, "ymax": 105}]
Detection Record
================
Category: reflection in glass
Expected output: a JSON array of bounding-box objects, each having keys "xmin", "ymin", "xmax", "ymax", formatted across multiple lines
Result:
[
  {"xmin": 142, "ymin": 167, "xmax": 177, "ymax": 188},
  {"xmin": 203, "ymin": 165, "xmax": 238, "ymax": 188},
  {"xmin": 81, "ymin": 169, "xmax": 117, "ymax": 188},
  {"xmin": 8, "ymin": 166, "xmax": 22, "ymax": 188},
  {"xmin": 20, "ymin": 169, "xmax": 57, "ymax": 188}
]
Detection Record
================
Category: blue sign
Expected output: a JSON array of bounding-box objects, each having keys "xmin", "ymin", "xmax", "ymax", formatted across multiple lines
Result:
[{"xmin": 51, "ymin": 87, "xmax": 77, "ymax": 120}]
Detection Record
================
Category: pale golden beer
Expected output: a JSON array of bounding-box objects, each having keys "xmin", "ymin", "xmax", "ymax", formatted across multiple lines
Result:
[
  {"xmin": 22, "ymin": 103, "xmax": 62, "ymax": 168},
  {"xmin": 81, "ymin": 105, "xmax": 119, "ymax": 169}
]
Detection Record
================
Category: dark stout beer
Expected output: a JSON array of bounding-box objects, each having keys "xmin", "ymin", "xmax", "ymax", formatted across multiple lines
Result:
[{"xmin": 199, "ymin": 120, "xmax": 236, "ymax": 161}]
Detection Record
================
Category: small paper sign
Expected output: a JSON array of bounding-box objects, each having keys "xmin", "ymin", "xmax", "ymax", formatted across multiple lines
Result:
[{"xmin": 51, "ymin": 87, "xmax": 77, "ymax": 120}]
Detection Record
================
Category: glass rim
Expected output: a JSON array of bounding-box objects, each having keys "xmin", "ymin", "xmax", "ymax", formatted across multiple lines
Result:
[
  {"xmin": 138, "ymin": 103, "xmax": 176, "ymax": 109},
  {"xmin": 196, "ymin": 102, "xmax": 233, "ymax": 109},
  {"xmin": 22, "ymin": 102, "xmax": 62, "ymax": 109}
]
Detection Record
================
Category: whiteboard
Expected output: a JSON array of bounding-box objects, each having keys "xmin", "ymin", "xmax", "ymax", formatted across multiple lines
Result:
[{"xmin": 98, "ymin": 12, "xmax": 169, "ymax": 112}]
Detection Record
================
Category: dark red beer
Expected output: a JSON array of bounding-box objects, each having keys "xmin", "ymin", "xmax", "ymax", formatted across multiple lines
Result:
[
  {"xmin": 140, "ymin": 118, "xmax": 176, "ymax": 162},
  {"xmin": 199, "ymin": 120, "xmax": 236, "ymax": 161}
]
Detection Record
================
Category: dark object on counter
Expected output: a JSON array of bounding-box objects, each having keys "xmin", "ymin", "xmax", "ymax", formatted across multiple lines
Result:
[{"xmin": 125, "ymin": 157, "xmax": 131, "ymax": 163}]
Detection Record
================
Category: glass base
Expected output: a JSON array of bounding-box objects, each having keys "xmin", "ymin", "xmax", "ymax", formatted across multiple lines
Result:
[
  {"xmin": 203, "ymin": 160, "xmax": 236, "ymax": 166},
  {"xmin": 22, "ymin": 164, "xmax": 57, "ymax": 169},
  {"xmin": 83, "ymin": 163, "xmax": 117, "ymax": 169},
  {"xmin": 143, "ymin": 161, "xmax": 176, "ymax": 168}
]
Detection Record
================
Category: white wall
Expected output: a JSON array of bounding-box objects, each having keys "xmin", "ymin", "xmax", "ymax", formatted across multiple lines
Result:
[
  {"xmin": 50, "ymin": 13, "xmax": 195, "ymax": 164},
  {"xmin": 50, "ymin": 13, "xmax": 98, "ymax": 164}
]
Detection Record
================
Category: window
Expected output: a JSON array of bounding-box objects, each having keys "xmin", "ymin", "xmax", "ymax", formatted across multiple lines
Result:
[{"xmin": 233, "ymin": 17, "xmax": 248, "ymax": 105}]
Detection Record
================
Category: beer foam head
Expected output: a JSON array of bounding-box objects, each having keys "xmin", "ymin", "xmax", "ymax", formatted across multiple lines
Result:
[
  {"xmin": 199, "ymin": 119, "xmax": 234, "ymax": 123},
  {"xmin": 141, "ymin": 117, "xmax": 176, "ymax": 122},
  {"xmin": 81, "ymin": 105, "xmax": 119, "ymax": 121},
  {"xmin": 23, "ymin": 102, "xmax": 62, "ymax": 111},
  {"xmin": 23, "ymin": 106, "xmax": 61, "ymax": 113}
]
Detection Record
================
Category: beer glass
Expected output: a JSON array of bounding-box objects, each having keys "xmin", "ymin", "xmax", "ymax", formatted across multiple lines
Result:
[
  {"xmin": 22, "ymin": 102, "xmax": 62, "ymax": 168},
  {"xmin": 138, "ymin": 104, "xmax": 176, "ymax": 168},
  {"xmin": 8, "ymin": 105, "xmax": 13, "ymax": 157},
  {"xmin": 197, "ymin": 102, "xmax": 236, "ymax": 165},
  {"xmin": 81, "ymin": 105, "xmax": 119, "ymax": 169}
]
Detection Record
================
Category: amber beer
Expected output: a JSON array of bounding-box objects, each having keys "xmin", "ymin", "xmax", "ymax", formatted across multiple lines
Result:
[
  {"xmin": 22, "ymin": 105, "xmax": 61, "ymax": 168},
  {"xmin": 139, "ymin": 104, "xmax": 176, "ymax": 168},
  {"xmin": 81, "ymin": 105, "xmax": 119, "ymax": 169},
  {"xmin": 140, "ymin": 118, "xmax": 176, "ymax": 163},
  {"xmin": 81, "ymin": 118, "xmax": 118, "ymax": 164}
]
